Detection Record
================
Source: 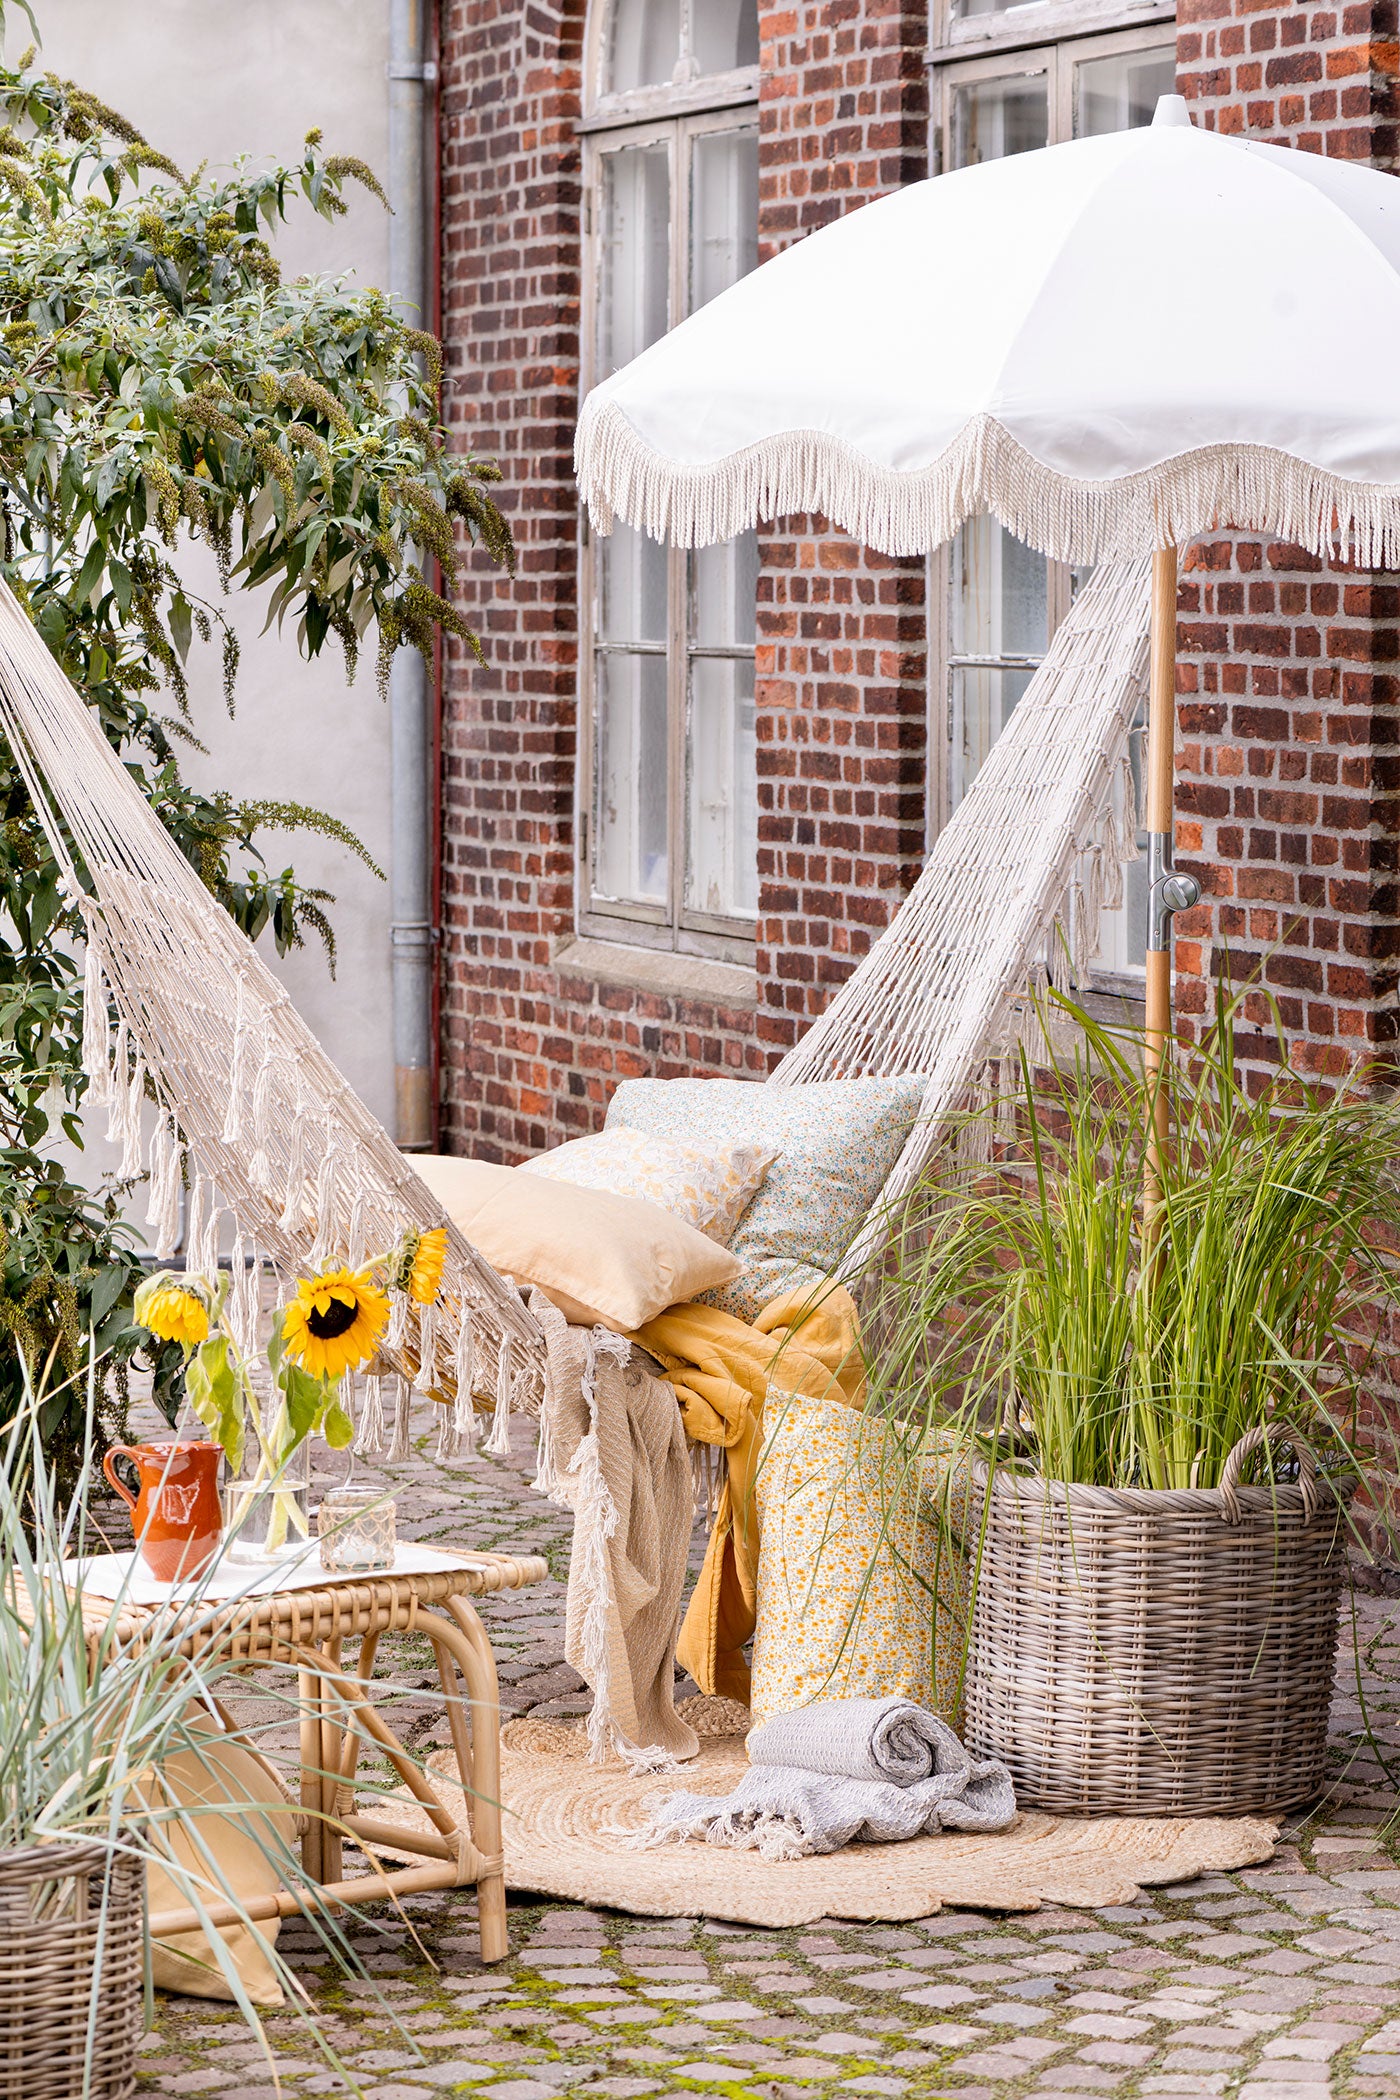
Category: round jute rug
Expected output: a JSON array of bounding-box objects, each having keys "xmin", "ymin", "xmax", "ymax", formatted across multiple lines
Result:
[{"xmin": 368, "ymin": 1701, "xmax": 1279, "ymax": 1926}]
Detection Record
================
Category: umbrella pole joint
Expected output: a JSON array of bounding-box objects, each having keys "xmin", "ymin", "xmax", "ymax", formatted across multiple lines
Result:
[{"xmin": 1148, "ymin": 834, "xmax": 1200, "ymax": 953}]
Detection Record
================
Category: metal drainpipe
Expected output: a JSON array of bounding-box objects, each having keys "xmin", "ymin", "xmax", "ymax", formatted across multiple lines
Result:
[{"xmin": 387, "ymin": 0, "xmax": 438, "ymax": 1150}]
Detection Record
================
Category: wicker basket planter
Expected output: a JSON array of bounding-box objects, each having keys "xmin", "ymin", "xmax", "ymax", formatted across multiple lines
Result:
[
  {"xmin": 966, "ymin": 1426, "xmax": 1350, "ymax": 1817},
  {"xmin": 0, "ymin": 1841, "xmax": 144, "ymax": 2100}
]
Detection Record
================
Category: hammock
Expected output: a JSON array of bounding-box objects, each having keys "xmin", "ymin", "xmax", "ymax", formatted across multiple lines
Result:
[
  {"xmin": 777, "ymin": 555, "xmax": 1151, "ymax": 1275},
  {"xmin": 0, "ymin": 557, "xmax": 1148, "ymax": 1446}
]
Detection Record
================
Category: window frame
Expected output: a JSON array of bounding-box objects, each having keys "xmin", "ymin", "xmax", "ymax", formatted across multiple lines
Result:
[
  {"xmin": 576, "ymin": 7, "xmax": 760, "ymax": 964},
  {"xmin": 925, "ymin": 17, "xmax": 1175, "ymax": 858},
  {"xmin": 927, "ymin": 0, "xmax": 1174, "ymax": 79},
  {"xmin": 582, "ymin": 0, "xmax": 760, "ymax": 131}
]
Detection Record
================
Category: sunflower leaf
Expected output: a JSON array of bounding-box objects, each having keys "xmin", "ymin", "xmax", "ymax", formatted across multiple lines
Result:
[
  {"xmin": 265, "ymin": 1303, "xmax": 287, "ymax": 1376},
  {"xmin": 278, "ymin": 1357, "xmax": 330, "ymax": 1449},
  {"xmin": 321, "ymin": 1396, "xmax": 354, "ymax": 1450},
  {"xmin": 185, "ymin": 1333, "xmax": 243, "ymax": 1471}
]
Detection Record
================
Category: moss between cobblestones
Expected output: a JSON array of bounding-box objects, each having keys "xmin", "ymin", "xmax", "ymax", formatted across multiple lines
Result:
[{"xmin": 132, "ymin": 1420, "xmax": 1400, "ymax": 2100}]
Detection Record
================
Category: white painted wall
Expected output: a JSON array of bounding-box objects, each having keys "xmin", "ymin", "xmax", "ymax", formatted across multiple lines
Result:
[{"xmin": 10, "ymin": 0, "xmax": 398, "ymax": 1223}]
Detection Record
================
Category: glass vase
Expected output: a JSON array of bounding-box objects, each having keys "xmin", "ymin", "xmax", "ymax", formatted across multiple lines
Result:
[{"xmin": 222, "ymin": 1436, "xmax": 312, "ymax": 1567}]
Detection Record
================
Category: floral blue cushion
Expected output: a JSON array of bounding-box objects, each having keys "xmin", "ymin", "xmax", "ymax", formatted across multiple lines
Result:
[{"xmin": 604, "ymin": 1076, "xmax": 925, "ymax": 1320}]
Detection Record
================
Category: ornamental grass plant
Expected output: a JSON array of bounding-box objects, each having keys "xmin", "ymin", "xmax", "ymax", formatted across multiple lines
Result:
[
  {"xmin": 0, "ymin": 1352, "xmax": 443, "ymax": 2089},
  {"xmin": 866, "ymin": 984, "xmax": 1399, "ymax": 1501}
]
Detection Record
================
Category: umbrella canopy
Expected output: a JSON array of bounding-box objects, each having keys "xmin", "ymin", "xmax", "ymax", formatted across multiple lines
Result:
[{"xmin": 576, "ymin": 97, "xmax": 1400, "ymax": 569}]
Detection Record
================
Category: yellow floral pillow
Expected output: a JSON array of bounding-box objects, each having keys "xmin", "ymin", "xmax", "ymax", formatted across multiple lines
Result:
[
  {"xmin": 520, "ymin": 1126, "xmax": 775, "ymax": 1245},
  {"xmin": 751, "ymin": 1389, "xmax": 968, "ymax": 1731}
]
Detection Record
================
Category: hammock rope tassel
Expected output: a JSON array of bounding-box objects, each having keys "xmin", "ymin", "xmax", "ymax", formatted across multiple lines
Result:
[
  {"xmin": 354, "ymin": 1373, "xmax": 387, "ymax": 1459},
  {"xmin": 145, "ymin": 1116, "xmax": 184, "ymax": 1258},
  {"xmin": 484, "ymin": 1334, "xmax": 514, "ymax": 1457},
  {"xmin": 116, "ymin": 1055, "xmax": 147, "ymax": 1183},
  {"xmin": 413, "ymin": 1298, "xmax": 439, "ymax": 1396},
  {"xmin": 443, "ymin": 1308, "xmax": 478, "ymax": 1461},
  {"xmin": 80, "ymin": 915, "xmax": 112, "ymax": 1107},
  {"xmin": 386, "ymin": 1375, "xmax": 414, "ymax": 1463}
]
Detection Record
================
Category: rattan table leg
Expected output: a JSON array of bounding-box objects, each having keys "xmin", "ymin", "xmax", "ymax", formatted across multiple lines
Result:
[
  {"xmin": 443, "ymin": 1594, "xmax": 507, "ymax": 1964},
  {"xmin": 320, "ymin": 1636, "xmax": 345, "ymax": 1884},
  {"xmin": 297, "ymin": 1664, "xmax": 326, "ymax": 1882},
  {"xmin": 334, "ymin": 1630, "xmax": 380, "ymax": 1803}
]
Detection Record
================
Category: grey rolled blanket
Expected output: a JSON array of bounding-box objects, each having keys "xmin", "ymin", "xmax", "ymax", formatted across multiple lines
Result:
[{"xmin": 635, "ymin": 1694, "xmax": 1016, "ymax": 1861}]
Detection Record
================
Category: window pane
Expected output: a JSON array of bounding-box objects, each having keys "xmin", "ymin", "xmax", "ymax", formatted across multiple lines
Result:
[
  {"xmin": 595, "ymin": 652, "xmax": 669, "ymax": 905},
  {"xmin": 598, "ymin": 143, "xmax": 670, "ymax": 373},
  {"xmin": 687, "ymin": 656, "xmax": 757, "ymax": 917},
  {"xmin": 691, "ymin": 127, "xmax": 759, "ymax": 312},
  {"xmin": 693, "ymin": 0, "xmax": 760, "ymax": 77},
  {"xmin": 693, "ymin": 533, "xmax": 758, "ymax": 647},
  {"xmin": 1087, "ymin": 719, "xmax": 1150, "ymax": 972},
  {"xmin": 1076, "ymin": 48, "xmax": 1177, "ymax": 137},
  {"xmin": 599, "ymin": 525, "xmax": 667, "ymax": 645},
  {"xmin": 950, "ymin": 74, "xmax": 1049, "ymax": 167},
  {"xmin": 951, "ymin": 514, "xmax": 1048, "ymax": 661},
  {"xmin": 950, "ymin": 664, "xmax": 1038, "ymax": 807},
  {"xmin": 607, "ymin": 0, "xmax": 681, "ymax": 93},
  {"xmin": 948, "ymin": 518, "xmax": 1049, "ymax": 804}
]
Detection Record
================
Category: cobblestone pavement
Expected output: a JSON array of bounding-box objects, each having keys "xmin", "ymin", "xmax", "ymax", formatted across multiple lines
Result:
[{"xmin": 139, "ymin": 1414, "xmax": 1400, "ymax": 2100}]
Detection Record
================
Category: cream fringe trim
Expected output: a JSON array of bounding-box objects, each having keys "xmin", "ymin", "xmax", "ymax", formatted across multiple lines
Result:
[{"xmin": 577, "ymin": 401, "xmax": 1400, "ymax": 567}]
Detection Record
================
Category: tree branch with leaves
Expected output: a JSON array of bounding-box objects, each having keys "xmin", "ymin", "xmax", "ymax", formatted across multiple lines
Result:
[{"xmin": 0, "ymin": 5, "xmax": 512, "ymax": 1458}]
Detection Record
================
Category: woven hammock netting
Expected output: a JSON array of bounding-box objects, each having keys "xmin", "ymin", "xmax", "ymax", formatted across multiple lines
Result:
[{"xmin": 0, "ymin": 557, "xmax": 1148, "ymax": 1448}]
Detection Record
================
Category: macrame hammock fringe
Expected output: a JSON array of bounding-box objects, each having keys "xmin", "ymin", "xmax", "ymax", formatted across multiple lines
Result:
[{"xmin": 0, "ymin": 557, "xmax": 1148, "ymax": 1458}]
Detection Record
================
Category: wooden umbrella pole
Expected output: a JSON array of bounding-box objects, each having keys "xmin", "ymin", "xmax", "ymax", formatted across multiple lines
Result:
[{"xmin": 1143, "ymin": 544, "xmax": 1197, "ymax": 1250}]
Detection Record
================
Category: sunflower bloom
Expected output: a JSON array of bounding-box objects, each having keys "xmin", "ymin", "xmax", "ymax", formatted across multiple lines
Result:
[
  {"xmin": 282, "ymin": 1267, "xmax": 389, "ymax": 1382},
  {"xmin": 408, "ymin": 1226, "xmax": 447, "ymax": 1306},
  {"xmin": 135, "ymin": 1275, "xmax": 210, "ymax": 1349}
]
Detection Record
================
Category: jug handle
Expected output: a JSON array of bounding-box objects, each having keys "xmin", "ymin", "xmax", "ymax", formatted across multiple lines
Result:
[{"xmin": 102, "ymin": 1445, "xmax": 141, "ymax": 1511}]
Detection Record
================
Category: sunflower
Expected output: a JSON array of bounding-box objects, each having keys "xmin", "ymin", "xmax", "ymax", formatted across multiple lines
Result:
[
  {"xmin": 281, "ymin": 1266, "xmax": 389, "ymax": 1383},
  {"xmin": 408, "ymin": 1226, "xmax": 447, "ymax": 1305},
  {"xmin": 387, "ymin": 1224, "xmax": 448, "ymax": 1306},
  {"xmin": 134, "ymin": 1274, "xmax": 210, "ymax": 1350}
]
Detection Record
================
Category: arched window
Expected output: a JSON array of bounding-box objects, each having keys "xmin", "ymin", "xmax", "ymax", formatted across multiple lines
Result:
[{"xmin": 579, "ymin": 0, "xmax": 760, "ymax": 959}]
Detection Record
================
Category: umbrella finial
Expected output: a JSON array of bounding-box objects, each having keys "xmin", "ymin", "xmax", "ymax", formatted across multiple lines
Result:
[{"xmin": 1152, "ymin": 94, "xmax": 1196, "ymax": 129}]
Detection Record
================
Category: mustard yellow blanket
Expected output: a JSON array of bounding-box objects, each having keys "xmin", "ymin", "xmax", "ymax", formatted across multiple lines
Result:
[{"xmin": 630, "ymin": 1286, "xmax": 864, "ymax": 1703}]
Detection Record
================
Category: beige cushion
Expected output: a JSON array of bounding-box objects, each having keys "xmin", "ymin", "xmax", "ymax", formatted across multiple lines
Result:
[
  {"xmin": 519, "ymin": 1126, "xmax": 775, "ymax": 1244},
  {"xmin": 407, "ymin": 1154, "xmax": 742, "ymax": 1330},
  {"xmin": 146, "ymin": 1733, "xmax": 301, "ymax": 2006}
]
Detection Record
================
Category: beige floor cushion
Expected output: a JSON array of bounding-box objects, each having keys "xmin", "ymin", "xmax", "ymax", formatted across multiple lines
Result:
[{"xmin": 146, "ymin": 1733, "xmax": 301, "ymax": 2006}]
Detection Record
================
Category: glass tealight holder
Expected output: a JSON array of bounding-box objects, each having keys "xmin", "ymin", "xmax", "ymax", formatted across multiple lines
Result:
[{"xmin": 317, "ymin": 1485, "xmax": 396, "ymax": 1574}]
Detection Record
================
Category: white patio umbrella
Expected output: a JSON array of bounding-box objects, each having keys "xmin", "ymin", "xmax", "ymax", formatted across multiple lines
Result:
[{"xmin": 575, "ymin": 95, "xmax": 1400, "ymax": 1205}]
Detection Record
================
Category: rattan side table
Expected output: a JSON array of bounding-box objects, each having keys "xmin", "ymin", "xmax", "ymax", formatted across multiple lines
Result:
[{"xmin": 82, "ymin": 1550, "xmax": 548, "ymax": 1963}]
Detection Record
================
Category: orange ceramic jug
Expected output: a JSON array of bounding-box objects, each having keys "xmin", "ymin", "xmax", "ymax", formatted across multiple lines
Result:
[{"xmin": 102, "ymin": 1439, "xmax": 223, "ymax": 1582}]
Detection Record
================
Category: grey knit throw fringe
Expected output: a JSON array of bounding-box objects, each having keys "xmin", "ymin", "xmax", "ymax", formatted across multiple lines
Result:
[{"xmin": 633, "ymin": 1695, "xmax": 1017, "ymax": 1860}]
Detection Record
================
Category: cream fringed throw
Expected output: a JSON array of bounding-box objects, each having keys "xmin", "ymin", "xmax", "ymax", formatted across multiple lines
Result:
[
  {"xmin": 635, "ymin": 1695, "xmax": 1016, "ymax": 1861},
  {"xmin": 531, "ymin": 1293, "xmax": 698, "ymax": 1767}
]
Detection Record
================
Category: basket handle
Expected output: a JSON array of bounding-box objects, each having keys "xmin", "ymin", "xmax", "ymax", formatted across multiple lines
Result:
[{"xmin": 1219, "ymin": 1421, "xmax": 1319, "ymax": 1525}]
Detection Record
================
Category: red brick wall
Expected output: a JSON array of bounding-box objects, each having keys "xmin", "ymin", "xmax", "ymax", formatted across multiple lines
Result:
[
  {"xmin": 438, "ymin": 0, "xmax": 1399, "ymax": 1145},
  {"xmin": 1173, "ymin": 0, "xmax": 1400, "ymax": 1085},
  {"xmin": 438, "ymin": 0, "xmax": 763, "ymax": 1161},
  {"xmin": 437, "ymin": 0, "xmax": 931, "ymax": 1155}
]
